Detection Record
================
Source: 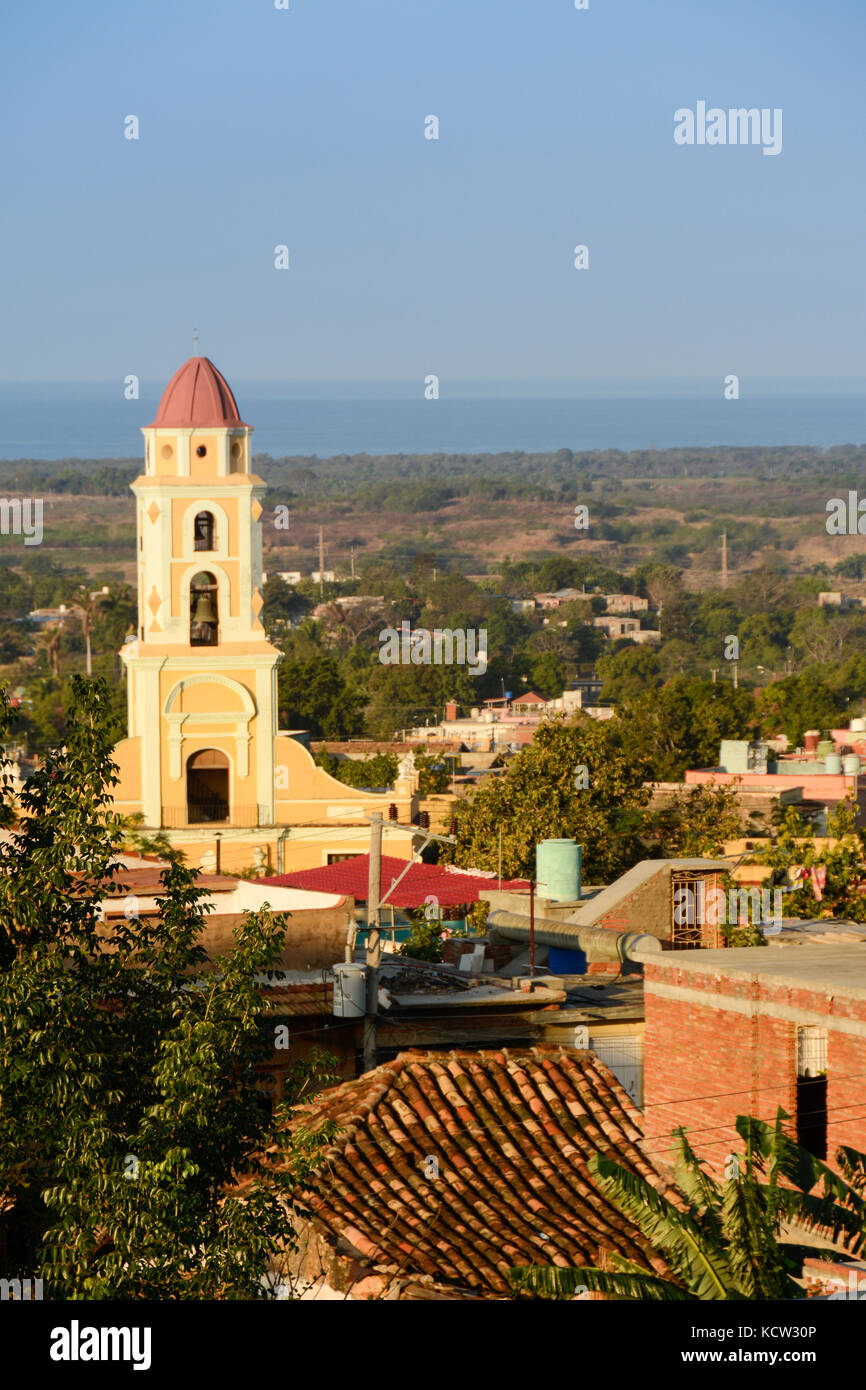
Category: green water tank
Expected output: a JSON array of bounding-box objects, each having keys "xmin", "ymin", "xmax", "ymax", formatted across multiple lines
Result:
[{"xmin": 536, "ymin": 838, "xmax": 582, "ymax": 902}]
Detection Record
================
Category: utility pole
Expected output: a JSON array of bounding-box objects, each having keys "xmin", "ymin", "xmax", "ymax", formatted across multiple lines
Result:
[
  {"xmin": 359, "ymin": 812, "xmax": 457, "ymax": 1074},
  {"xmin": 363, "ymin": 813, "xmax": 383, "ymax": 1073},
  {"xmin": 529, "ymin": 879, "xmax": 536, "ymax": 979},
  {"xmin": 721, "ymin": 532, "xmax": 728, "ymax": 590},
  {"xmin": 318, "ymin": 527, "xmax": 325, "ymax": 597},
  {"xmin": 350, "ymin": 544, "xmax": 355, "ymax": 580},
  {"xmin": 710, "ymin": 667, "xmax": 720, "ymax": 684},
  {"xmin": 733, "ymin": 661, "xmax": 739, "ymax": 690}
]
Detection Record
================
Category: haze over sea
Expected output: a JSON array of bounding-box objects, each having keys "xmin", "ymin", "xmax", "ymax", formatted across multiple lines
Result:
[{"xmin": 1, "ymin": 381, "xmax": 865, "ymax": 462}]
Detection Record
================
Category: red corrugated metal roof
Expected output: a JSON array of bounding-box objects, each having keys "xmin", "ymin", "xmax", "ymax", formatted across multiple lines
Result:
[{"xmin": 260, "ymin": 855, "xmax": 528, "ymax": 908}]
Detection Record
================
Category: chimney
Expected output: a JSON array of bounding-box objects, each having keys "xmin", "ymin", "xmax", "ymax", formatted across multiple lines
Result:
[{"xmin": 444, "ymin": 700, "xmax": 458, "ymax": 721}]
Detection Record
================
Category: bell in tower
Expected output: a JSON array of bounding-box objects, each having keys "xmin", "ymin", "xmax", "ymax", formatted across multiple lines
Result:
[{"xmin": 190, "ymin": 572, "xmax": 219, "ymax": 646}]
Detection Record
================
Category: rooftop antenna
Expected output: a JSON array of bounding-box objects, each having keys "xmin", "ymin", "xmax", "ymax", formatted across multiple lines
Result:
[{"xmin": 192, "ymin": 328, "xmax": 200, "ymax": 356}]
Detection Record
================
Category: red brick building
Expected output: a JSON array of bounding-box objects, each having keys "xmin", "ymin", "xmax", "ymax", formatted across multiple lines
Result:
[{"xmin": 642, "ymin": 944, "xmax": 866, "ymax": 1177}]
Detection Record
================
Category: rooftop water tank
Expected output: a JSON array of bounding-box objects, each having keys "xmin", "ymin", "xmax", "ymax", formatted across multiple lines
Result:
[
  {"xmin": 817, "ymin": 739, "xmax": 836, "ymax": 758},
  {"xmin": 332, "ymin": 962, "xmax": 366, "ymax": 1018},
  {"xmin": 803, "ymin": 730, "xmax": 820, "ymax": 753},
  {"xmin": 536, "ymin": 838, "xmax": 582, "ymax": 902},
  {"xmin": 843, "ymin": 754, "xmax": 861, "ymax": 776},
  {"xmin": 851, "ymin": 718, "xmax": 866, "ymax": 734},
  {"xmin": 825, "ymin": 754, "xmax": 843, "ymax": 775}
]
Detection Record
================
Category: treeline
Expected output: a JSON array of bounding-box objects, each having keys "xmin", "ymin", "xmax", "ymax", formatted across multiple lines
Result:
[
  {"xmin": 4, "ymin": 443, "xmax": 866, "ymax": 513},
  {"xmin": 0, "ymin": 460, "xmax": 137, "ymax": 496}
]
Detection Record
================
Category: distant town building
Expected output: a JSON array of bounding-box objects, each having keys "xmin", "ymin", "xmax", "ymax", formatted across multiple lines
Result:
[
  {"xmin": 593, "ymin": 615, "xmax": 641, "ymax": 638},
  {"xmin": 533, "ymin": 588, "xmax": 583, "ymax": 610},
  {"xmin": 684, "ymin": 736, "xmax": 866, "ymax": 830},
  {"xmin": 603, "ymin": 594, "xmax": 649, "ymax": 614},
  {"xmin": 510, "ymin": 690, "xmax": 548, "ymax": 712}
]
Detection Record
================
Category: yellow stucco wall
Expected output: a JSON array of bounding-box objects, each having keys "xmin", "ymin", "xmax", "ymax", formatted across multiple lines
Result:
[
  {"xmin": 112, "ymin": 736, "xmax": 142, "ymax": 808},
  {"xmin": 189, "ymin": 434, "xmax": 219, "ymax": 481}
]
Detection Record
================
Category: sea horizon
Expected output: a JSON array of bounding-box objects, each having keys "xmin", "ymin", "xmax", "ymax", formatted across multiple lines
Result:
[{"xmin": 1, "ymin": 380, "xmax": 864, "ymax": 462}]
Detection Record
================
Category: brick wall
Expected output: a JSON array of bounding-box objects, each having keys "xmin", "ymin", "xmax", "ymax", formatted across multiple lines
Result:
[
  {"xmin": 642, "ymin": 958, "xmax": 866, "ymax": 1177},
  {"xmin": 594, "ymin": 869, "xmax": 725, "ymax": 946},
  {"xmin": 442, "ymin": 938, "xmax": 513, "ymax": 970}
]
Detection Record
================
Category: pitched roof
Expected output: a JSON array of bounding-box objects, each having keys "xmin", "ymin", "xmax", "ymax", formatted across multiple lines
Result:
[
  {"xmin": 259, "ymin": 980, "xmax": 334, "ymax": 1015},
  {"xmin": 565, "ymin": 858, "xmax": 730, "ymax": 929},
  {"xmin": 261, "ymin": 856, "xmax": 528, "ymax": 908},
  {"xmin": 286, "ymin": 1046, "xmax": 675, "ymax": 1298}
]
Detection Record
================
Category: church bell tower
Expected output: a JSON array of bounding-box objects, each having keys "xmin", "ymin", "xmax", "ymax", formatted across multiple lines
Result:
[{"xmin": 115, "ymin": 356, "xmax": 279, "ymax": 830}]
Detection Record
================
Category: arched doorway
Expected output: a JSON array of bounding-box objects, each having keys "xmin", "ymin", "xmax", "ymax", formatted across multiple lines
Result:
[{"xmin": 186, "ymin": 749, "xmax": 229, "ymax": 824}]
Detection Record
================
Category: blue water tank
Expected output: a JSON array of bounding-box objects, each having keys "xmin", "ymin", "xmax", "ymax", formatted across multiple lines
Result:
[
  {"xmin": 536, "ymin": 838, "xmax": 582, "ymax": 902},
  {"xmin": 549, "ymin": 945, "xmax": 587, "ymax": 974}
]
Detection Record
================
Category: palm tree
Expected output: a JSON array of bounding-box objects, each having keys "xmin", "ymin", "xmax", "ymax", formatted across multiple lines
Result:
[
  {"xmin": 510, "ymin": 1110, "xmax": 865, "ymax": 1301},
  {"xmin": 37, "ymin": 625, "xmax": 62, "ymax": 680},
  {"xmin": 67, "ymin": 585, "xmax": 110, "ymax": 678}
]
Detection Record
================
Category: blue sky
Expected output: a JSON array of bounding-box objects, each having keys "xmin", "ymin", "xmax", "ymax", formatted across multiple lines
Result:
[{"xmin": 2, "ymin": 0, "xmax": 864, "ymax": 386}]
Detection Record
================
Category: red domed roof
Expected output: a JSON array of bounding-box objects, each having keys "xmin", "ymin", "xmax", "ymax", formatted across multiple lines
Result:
[{"xmin": 150, "ymin": 356, "xmax": 247, "ymax": 428}]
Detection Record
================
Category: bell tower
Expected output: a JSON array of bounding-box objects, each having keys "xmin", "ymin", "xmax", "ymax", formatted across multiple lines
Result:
[{"xmin": 117, "ymin": 356, "xmax": 280, "ymax": 830}]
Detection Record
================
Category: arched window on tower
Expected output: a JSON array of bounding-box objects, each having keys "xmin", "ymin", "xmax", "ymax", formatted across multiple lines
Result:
[
  {"xmin": 190, "ymin": 572, "xmax": 219, "ymax": 646},
  {"xmin": 194, "ymin": 511, "xmax": 216, "ymax": 551}
]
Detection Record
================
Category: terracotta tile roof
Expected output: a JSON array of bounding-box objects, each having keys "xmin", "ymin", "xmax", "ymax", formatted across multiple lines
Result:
[
  {"xmin": 286, "ymin": 1046, "xmax": 675, "ymax": 1298},
  {"xmin": 259, "ymin": 980, "xmax": 334, "ymax": 1015},
  {"xmin": 97, "ymin": 869, "xmax": 238, "ymax": 899}
]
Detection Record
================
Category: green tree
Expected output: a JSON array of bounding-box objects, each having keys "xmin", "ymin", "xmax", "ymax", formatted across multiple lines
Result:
[
  {"xmin": 529, "ymin": 651, "xmax": 566, "ymax": 699},
  {"xmin": 446, "ymin": 716, "xmax": 650, "ymax": 883},
  {"xmin": 596, "ymin": 646, "xmax": 663, "ymax": 703},
  {"xmin": 750, "ymin": 799, "xmax": 866, "ymax": 923},
  {"xmin": 756, "ymin": 675, "xmax": 843, "ymax": 746},
  {"xmin": 398, "ymin": 909, "xmax": 445, "ymax": 963},
  {"xmin": 648, "ymin": 783, "xmax": 743, "ymax": 858},
  {"xmin": 0, "ymin": 678, "xmax": 335, "ymax": 1298},
  {"xmin": 413, "ymin": 749, "xmax": 453, "ymax": 795},
  {"xmin": 617, "ymin": 678, "xmax": 757, "ymax": 782},
  {"xmin": 278, "ymin": 648, "xmax": 365, "ymax": 738},
  {"xmin": 314, "ymin": 749, "xmax": 398, "ymax": 789}
]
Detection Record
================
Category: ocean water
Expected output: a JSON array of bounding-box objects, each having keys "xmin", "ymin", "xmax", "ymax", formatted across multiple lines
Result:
[{"xmin": 0, "ymin": 383, "xmax": 865, "ymax": 461}]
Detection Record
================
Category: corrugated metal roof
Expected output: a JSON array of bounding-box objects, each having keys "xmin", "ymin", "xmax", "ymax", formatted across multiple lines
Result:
[{"xmin": 261, "ymin": 856, "xmax": 529, "ymax": 908}]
